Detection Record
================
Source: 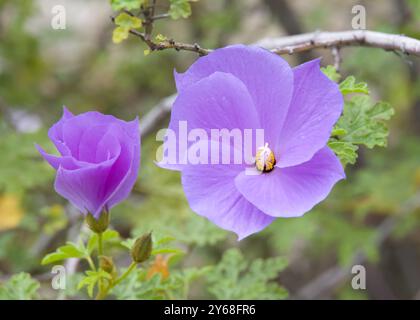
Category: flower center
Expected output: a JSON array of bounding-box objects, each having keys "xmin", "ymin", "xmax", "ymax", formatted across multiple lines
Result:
[{"xmin": 255, "ymin": 143, "xmax": 276, "ymax": 173}]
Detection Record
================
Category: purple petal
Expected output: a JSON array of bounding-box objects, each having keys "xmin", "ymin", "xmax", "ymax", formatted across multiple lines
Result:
[
  {"xmin": 48, "ymin": 107, "xmax": 74, "ymax": 156},
  {"xmin": 62, "ymin": 106, "xmax": 74, "ymax": 118},
  {"xmin": 104, "ymin": 118, "xmax": 141, "ymax": 209},
  {"xmin": 36, "ymin": 144, "xmax": 89, "ymax": 170},
  {"xmin": 40, "ymin": 110, "xmax": 140, "ymax": 217},
  {"xmin": 276, "ymin": 59, "xmax": 343, "ymax": 168},
  {"xmin": 175, "ymin": 44, "xmax": 293, "ymax": 149},
  {"xmin": 54, "ymin": 157, "xmax": 118, "ymax": 217},
  {"xmin": 60, "ymin": 111, "xmax": 130, "ymax": 159},
  {"xmin": 235, "ymin": 147, "xmax": 345, "ymax": 218},
  {"xmin": 53, "ymin": 119, "xmax": 139, "ymax": 217},
  {"xmin": 181, "ymin": 140, "xmax": 275, "ymax": 240},
  {"xmin": 159, "ymin": 71, "xmax": 260, "ymax": 170},
  {"xmin": 77, "ymin": 124, "xmax": 121, "ymax": 163}
]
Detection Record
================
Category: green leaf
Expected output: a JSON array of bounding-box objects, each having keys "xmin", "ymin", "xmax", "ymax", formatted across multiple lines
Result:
[
  {"xmin": 169, "ymin": 0, "xmax": 192, "ymax": 19},
  {"xmin": 330, "ymin": 94, "xmax": 394, "ymax": 166},
  {"xmin": 328, "ymin": 140, "xmax": 359, "ymax": 166},
  {"xmin": 206, "ymin": 249, "xmax": 288, "ymax": 300},
  {"xmin": 0, "ymin": 273, "xmax": 40, "ymax": 300},
  {"xmin": 88, "ymin": 229, "xmax": 120, "ymax": 254},
  {"xmin": 121, "ymin": 238, "xmax": 136, "ymax": 250},
  {"xmin": 336, "ymin": 96, "xmax": 394, "ymax": 148},
  {"xmin": 113, "ymin": 26, "xmax": 129, "ymax": 44},
  {"xmin": 151, "ymin": 247, "xmax": 184, "ymax": 255},
  {"xmin": 78, "ymin": 270, "xmax": 112, "ymax": 298},
  {"xmin": 112, "ymin": 266, "xmax": 212, "ymax": 300},
  {"xmin": 155, "ymin": 235, "xmax": 176, "ymax": 246},
  {"xmin": 110, "ymin": 0, "xmax": 143, "ymax": 11},
  {"xmin": 155, "ymin": 34, "xmax": 168, "ymax": 42},
  {"xmin": 115, "ymin": 12, "xmax": 142, "ymax": 29},
  {"xmin": 339, "ymin": 76, "xmax": 369, "ymax": 95},
  {"xmin": 321, "ymin": 65, "xmax": 341, "ymax": 82},
  {"xmin": 41, "ymin": 242, "xmax": 86, "ymax": 265},
  {"xmin": 112, "ymin": 13, "xmax": 142, "ymax": 44},
  {"xmin": 331, "ymin": 127, "xmax": 347, "ymax": 137}
]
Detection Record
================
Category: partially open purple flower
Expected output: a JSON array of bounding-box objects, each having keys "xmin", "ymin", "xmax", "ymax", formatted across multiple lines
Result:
[
  {"xmin": 37, "ymin": 108, "xmax": 140, "ymax": 219},
  {"xmin": 160, "ymin": 45, "xmax": 345, "ymax": 240}
]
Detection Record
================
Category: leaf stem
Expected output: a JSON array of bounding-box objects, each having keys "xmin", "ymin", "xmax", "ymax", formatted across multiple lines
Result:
[
  {"xmin": 95, "ymin": 262, "xmax": 137, "ymax": 300},
  {"xmin": 86, "ymin": 256, "xmax": 96, "ymax": 271},
  {"xmin": 113, "ymin": 262, "xmax": 137, "ymax": 287},
  {"xmin": 98, "ymin": 232, "xmax": 104, "ymax": 257},
  {"xmin": 96, "ymin": 232, "xmax": 105, "ymax": 299}
]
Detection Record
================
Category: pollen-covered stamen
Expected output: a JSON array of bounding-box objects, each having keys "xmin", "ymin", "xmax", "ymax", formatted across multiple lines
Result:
[{"xmin": 255, "ymin": 143, "xmax": 276, "ymax": 173}]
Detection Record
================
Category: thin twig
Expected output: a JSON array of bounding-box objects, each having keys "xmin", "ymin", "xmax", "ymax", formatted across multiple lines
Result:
[
  {"xmin": 151, "ymin": 13, "xmax": 170, "ymax": 21},
  {"xmin": 331, "ymin": 46, "xmax": 341, "ymax": 72},
  {"xmin": 113, "ymin": 14, "xmax": 420, "ymax": 58},
  {"xmin": 139, "ymin": 94, "xmax": 176, "ymax": 136},
  {"xmin": 257, "ymin": 30, "xmax": 420, "ymax": 57}
]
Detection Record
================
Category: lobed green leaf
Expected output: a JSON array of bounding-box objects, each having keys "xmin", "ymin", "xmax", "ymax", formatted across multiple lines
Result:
[{"xmin": 169, "ymin": 0, "xmax": 192, "ymax": 19}]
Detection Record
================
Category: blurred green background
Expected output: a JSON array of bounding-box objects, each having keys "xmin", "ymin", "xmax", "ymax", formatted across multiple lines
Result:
[{"xmin": 0, "ymin": 0, "xmax": 419, "ymax": 299}]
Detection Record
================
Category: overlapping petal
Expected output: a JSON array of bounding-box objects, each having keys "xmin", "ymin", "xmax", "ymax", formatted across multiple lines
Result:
[
  {"xmin": 181, "ymin": 140, "xmax": 274, "ymax": 239},
  {"xmin": 174, "ymin": 44, "xmax": 294, "ymax": 149},
  {"xmin": 160, "ymin": 71, "xmax": 260, "ymax": 170},
  {"xmin": 55, "ymin": 157, "xmax": 118, "ymax": 217},
  {"xmin": 162, "ymin": 46, "xmax": 346, "ymax": 239},
  {"xmin": 105, "ymin": 118, "xmax": 141, "ymax": 209},
  {"xmin": 235, "ymin": 147, "xmax": 345, "ymax": 218},
  {"xmin": 38, "ymin": 108, "xmax": 140, "ymax": 217},
  {"xmin": 276, "ymin": 59, "xmax": 343, "ymax": 168},
  {"xmin": 47, "ymin": 106, "xmax": 74, "ymax": 156}
]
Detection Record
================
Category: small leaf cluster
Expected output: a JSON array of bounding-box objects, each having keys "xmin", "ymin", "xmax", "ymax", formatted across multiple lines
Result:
[
  {"xmin": 168, "ymin": 0, "xmax": 193, "ymax": 19},
  {"xmin": 0, "ymin": 273, "xmax": 40, "ymax": 300},
  {"xmin": 206, "ymin": 249, "xmax": 288, "ymax": 300},
  {"xmin": 113, "ymin": 13, "xmax": 143, "ymax": 44},
  {"xmin": 110, "ymin": 0, "xmax": 194, "ymax": 45},
  {"xmin": 322, "ymin": 66, "xmax": 395, "ymax": 166}
]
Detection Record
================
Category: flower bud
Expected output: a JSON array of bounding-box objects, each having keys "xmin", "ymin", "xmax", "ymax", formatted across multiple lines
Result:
[
  {"xmin": 131, "ymin": 232, "xmax": 153, "ymax": 263},
  {"xmin": 86, "ymin": 210, "xmax": 110, "ymax": 234},
  {"xmin": 99, "ymin": 256, "xmax": 117, "ymax": 279}
]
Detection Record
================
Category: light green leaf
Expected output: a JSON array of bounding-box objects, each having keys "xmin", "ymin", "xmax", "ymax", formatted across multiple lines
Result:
[
  {"xmin": 169, "ymin": 0, "xmax": 192, "ymax": 19},
  {"xmin": 155, "ymin": 33, "xmax": 168, "ymax": 42},
  {"xmin": 0, "ymin": 273, "xmax": 40, "ymax": 300},
  {"xmin": 113, "ymin": 26, "xmax": 129, "ymax": 44},
  {"xmin": 328, "ymin": 140, "xmax": 359, "ymax": 166},
  {"xmin": 151, "ymin": 247, "xmax": 184, "ymax": 255},
  {"xmin": 331, "ymin": 127, "xmax": 347, "ymax": 137},
  {"xmin": 112, "ymin": 13, "xmax": 142, "ymax": 44},
  {"xmin": 321, "ymin": 65, "xmax": 341, "ymax": 82},
  {"xmin": 115, "ymin": 12, "xmax": 142, "ymax": 29},
  {"xmin": 339, "ymin": 76, "xmax": 369, "ymax": 95},
  {"xmin": 41, "ymin": 242, "xmax": 86, "ymax": 265},
  {"xmin": 87, "ymin": 229, "xmax": 120, "ymax": 254},
  {"xmin": 121, "ymin": 238, "xmax": 136, "ymax": 250},
  {"xmin": 110, "ymin": 0, "xmax": 143, "ymax": 11},
  {"xmin": 78, "ymin": 270, "xmax": 112, "ymax": 298}
]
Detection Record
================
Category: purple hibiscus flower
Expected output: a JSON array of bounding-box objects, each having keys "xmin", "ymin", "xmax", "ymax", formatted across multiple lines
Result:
[
  {"xmin": 160, "ymin": 45, "xmax": 345, "ymax": 240},
  {"xmin": 37, "ymin": 107, "xmax": 140, "ymax": 219}
]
